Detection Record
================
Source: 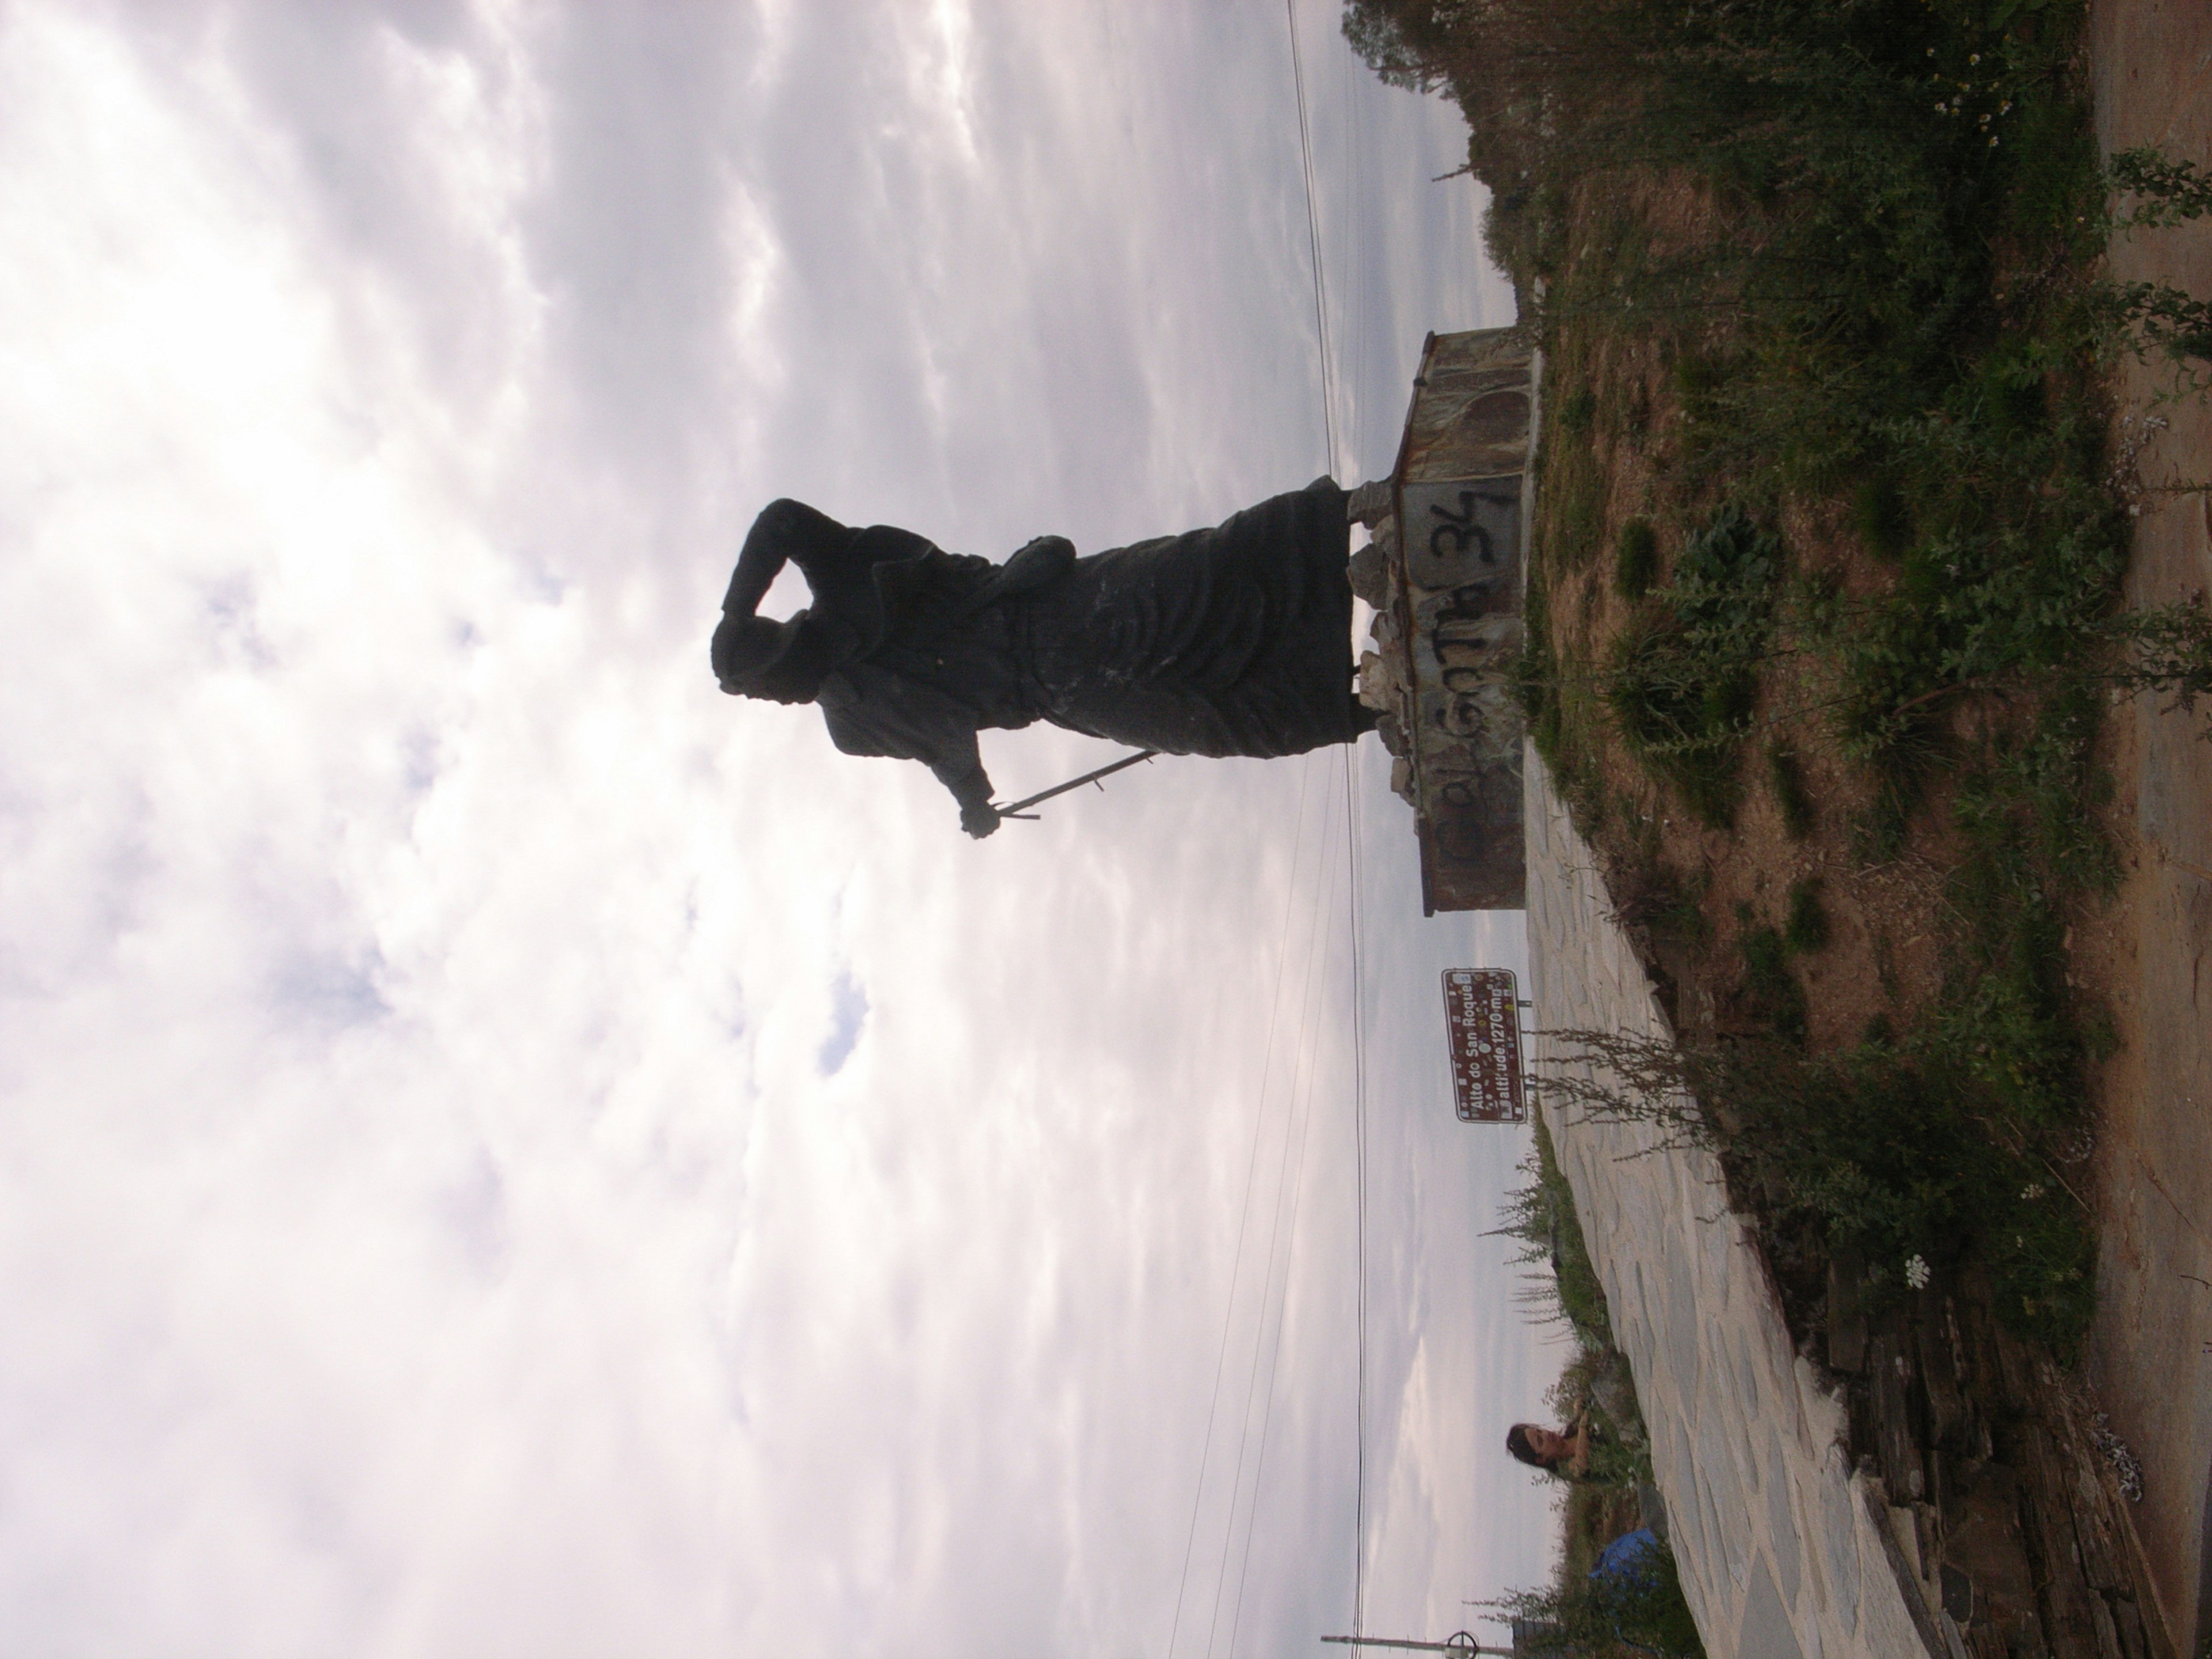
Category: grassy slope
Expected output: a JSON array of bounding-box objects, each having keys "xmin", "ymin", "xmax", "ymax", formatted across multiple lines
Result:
[{"xmin": 1351, "ymin": 0, "xmax": 2212, "ymax": 1358}]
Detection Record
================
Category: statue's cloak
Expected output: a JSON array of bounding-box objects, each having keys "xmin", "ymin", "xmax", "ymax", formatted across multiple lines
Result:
[{"xmin": 1018, "ymin": 478, "xmax": 1362, "ymax": 759}]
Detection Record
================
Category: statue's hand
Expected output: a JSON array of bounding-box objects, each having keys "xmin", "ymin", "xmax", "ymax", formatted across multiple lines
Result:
[{"xmin": 960, "ymin": 800, "xmax": 1002, "ymax": 839}]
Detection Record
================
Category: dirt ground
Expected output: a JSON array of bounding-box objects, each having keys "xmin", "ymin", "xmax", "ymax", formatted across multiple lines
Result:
[
  {"xmin": 1536, "ymin": 193, "xmax": 1956, "ymax": 1071},
  {"xmin": 1533, "ymin": 25, "xmax": 2212, "ymax": 1645},
  {"xmin": 2078, "ymin": 3, "xmax": 2212, "ymax": 1651}
]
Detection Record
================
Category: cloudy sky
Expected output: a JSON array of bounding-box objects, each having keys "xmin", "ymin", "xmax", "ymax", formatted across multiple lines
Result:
[{"xmin": 0, "ymin": 3, "xmax": 1562, "ymax": 1655}]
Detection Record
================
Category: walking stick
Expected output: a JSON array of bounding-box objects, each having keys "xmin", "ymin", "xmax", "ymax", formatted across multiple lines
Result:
[{"xmin": 990, "ymin": 749, "xmax": 1159, "ymax": 821}]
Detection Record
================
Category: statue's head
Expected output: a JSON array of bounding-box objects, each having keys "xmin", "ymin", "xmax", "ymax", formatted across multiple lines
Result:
[{"xmin": 713, "ymin": 612, "xmax": 831, "ymax": 705}]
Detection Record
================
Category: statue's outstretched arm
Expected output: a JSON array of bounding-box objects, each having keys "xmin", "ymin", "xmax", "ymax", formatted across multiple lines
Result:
[
  {"xmin": 723, "ymin": 498, "xmax": 847, "ymax": 617},
  {"xmin": 927, "ymin": 738, "xmax": 1000, "ymax": 840}
]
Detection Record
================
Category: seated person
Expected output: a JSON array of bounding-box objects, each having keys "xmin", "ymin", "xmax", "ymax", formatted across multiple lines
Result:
[{"xmin": 1506, "ymin": 1410, "xmax": 1592, "ymax": 1479}]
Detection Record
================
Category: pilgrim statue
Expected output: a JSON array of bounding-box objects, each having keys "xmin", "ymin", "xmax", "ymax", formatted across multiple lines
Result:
[{"xmin": 711, "ymin": 478, "xmax": 1378, "ymax": 836}]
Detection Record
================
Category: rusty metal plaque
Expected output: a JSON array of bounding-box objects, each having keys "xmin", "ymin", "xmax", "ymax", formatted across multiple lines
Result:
[{"xmin": 1442, "ymin": 968, "xmax": 1527, "ymax": 1123}]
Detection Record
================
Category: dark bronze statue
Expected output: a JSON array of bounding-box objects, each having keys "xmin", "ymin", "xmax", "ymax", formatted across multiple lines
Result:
[{"xmin": 711, "ymin": 478, "xmax": 1375, "ymax": 836}]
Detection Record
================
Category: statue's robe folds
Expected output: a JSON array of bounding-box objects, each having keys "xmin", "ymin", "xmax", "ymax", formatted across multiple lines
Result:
[{"xmin": 730, "ymin": 479, "xmax": 1364, "ymax": 816}]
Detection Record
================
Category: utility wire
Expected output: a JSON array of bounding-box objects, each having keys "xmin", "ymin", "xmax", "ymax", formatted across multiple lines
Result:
[
  {"xmin": 1286, "ymin": 0, "xmax": 1370, "ymax": 1642},
  {"xmin": 1167, "ymin": 751, "xmax": 1319, "ymax": 1659},
  {"xmin": 1223, "ymin": 767, "xmax": 1346, "ymax": 1659},
  {"xmin": 1208, "ymin": 776, "xmax": 1342, "ymax": 1659},
  {"xmin": 1286, "ymin": 0, "xmax": 1341, "ymax": 474},
  {"xmin": 1343, "ymin": 711, "xmax": 1370, "ymax": 1646}
]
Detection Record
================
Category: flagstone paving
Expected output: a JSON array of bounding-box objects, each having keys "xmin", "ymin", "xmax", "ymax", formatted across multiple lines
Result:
[{"xmin": 1524, "ymin": 749, "xmax": 1940, "ymax": 1659}]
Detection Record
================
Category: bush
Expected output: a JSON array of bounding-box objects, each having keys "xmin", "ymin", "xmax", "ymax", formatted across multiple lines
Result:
[
  {"xmin": 1610, "ymin": 858, "xmax": 1710, "ymax": 949},
  {"xmin": 1852, "ymin": 474, "xmax": 1911, "ymax": 561},
  {"xmin": 1980, "ymin": 1161, "xmax": 2099, "ymax": 1358},
  {"xmin": 1536, "ymin": 1029, "xmax": 2099, "ymax": 1349},
  {"xmin": 1737, "ymin": 921, "xmax": 1807, "ymax": 1043},
  {"xmin": 1495, "ymin": 1532, "xmax": 1706, "ymax": 1658},
  {"xmin": 1492, "ymin": 1116, "xmax": 1614, "ymax": 1350},
  {"xmin": 1553, "ymin": 442, "xmax": 1609, "ymax": 569},
  {"xmin": 1605, "ymin": 507, "xmax": 1782, "ymax": 826},
  {"xmin": 1614, "ymin": 518, "xmax": 1658, "ymax": 600}
]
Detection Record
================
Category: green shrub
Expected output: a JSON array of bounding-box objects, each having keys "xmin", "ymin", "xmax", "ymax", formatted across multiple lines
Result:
[
  {"xmin": 1614, "ymin": 518, "xmax": 1659, "ymax": 600},
  {"xmin": 1851, "ymin": 474, "xmax": 1911, "ymax": 561},
  {"xmin": 1979, "ymin": 1160, "xmax": 2098, "ymax": 1360},
  {"xmin": 1492, "ymin": 1116, "xmax": 1615, "ymax": 1351},
  {"xmin": 1497, "ymin": 1532, "xmax": 1705, "ymax": 1658},
  {"xmin": 1536, "ymin": 1029, "xmax": 2099, "ymax": 1350},
  {"xmin": 1606, "ymin": 507, "xmax": 1782, "ymax": 827},
  {"xmin": 1607, "ymin": 635, "xmax": 1741, "ymax": 828},
  {"xmin": 1672, "ymin": 351, "xmax": 1729, "ymax": 408},
  {"xmin": 1552, "ymin": 442, "xmax": 1608, "ymax": 569},
  {"xmin": 1822, "ymin": 594, "xmax": 1949, "ymax": 782},
  {"xmin": 1738, "ymin": 921, "xmax": 1807, "ymax": 1043}
]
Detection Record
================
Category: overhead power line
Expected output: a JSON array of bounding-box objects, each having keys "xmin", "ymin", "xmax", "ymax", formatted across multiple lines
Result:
[{"xmin": 1285, "ymin": 0, "xmax": 1371, "ymax": 1645}]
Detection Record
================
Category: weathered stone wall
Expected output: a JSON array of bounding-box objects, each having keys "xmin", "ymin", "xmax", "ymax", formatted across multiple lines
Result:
[{"xmin": 1524, "ymin": 748, "xmax": 1940, "ymax": 1659}]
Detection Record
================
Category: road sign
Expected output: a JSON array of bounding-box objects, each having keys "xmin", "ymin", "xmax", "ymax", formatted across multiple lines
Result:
[{"xmin": 1442, "ymin": 968, "xmax": 1527, "ymax": 1123}]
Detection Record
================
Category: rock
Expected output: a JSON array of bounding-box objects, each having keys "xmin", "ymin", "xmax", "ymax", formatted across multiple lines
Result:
[
  {"xmin": 1356, "ymin": 650, "xmax": 1404, "ymax": 714},
  {"xmin": 1346, "ymin": 479, "xmax": 1393, "ymax": 527},
  {"xmin": 1349, "ymin": 536, "xmax": 1394, "ymax": 607},
  {"xmin": 1941, "ymin": 1465, "xmax": 2040, "ymax": 1652}
]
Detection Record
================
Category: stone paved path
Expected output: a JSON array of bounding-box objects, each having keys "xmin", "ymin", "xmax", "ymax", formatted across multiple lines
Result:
[{"xmin": 1524, "ymin": 750, "xmax": 1940, "ymax": 1659}]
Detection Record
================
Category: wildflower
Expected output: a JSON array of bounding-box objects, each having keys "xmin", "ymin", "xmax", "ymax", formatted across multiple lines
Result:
[
  {"xmin": 2093, "ymin": 1414, "xmax": 2145, "ymax": 1503},
  {"xmin": 1970, "ymin": 52, "xmax": 1980, "ymax": 64},
  {"xmin": 1905, "ymin": 1254, "xmax": 1931, "ymax": 1290},
  {"xmin": 1990, "ymin": 138, "xmax": 2000, "ymax": 149},
  {"xmin": 2021, "ymin": 1182, "xmax": 2045, "ymax": 1200}
]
